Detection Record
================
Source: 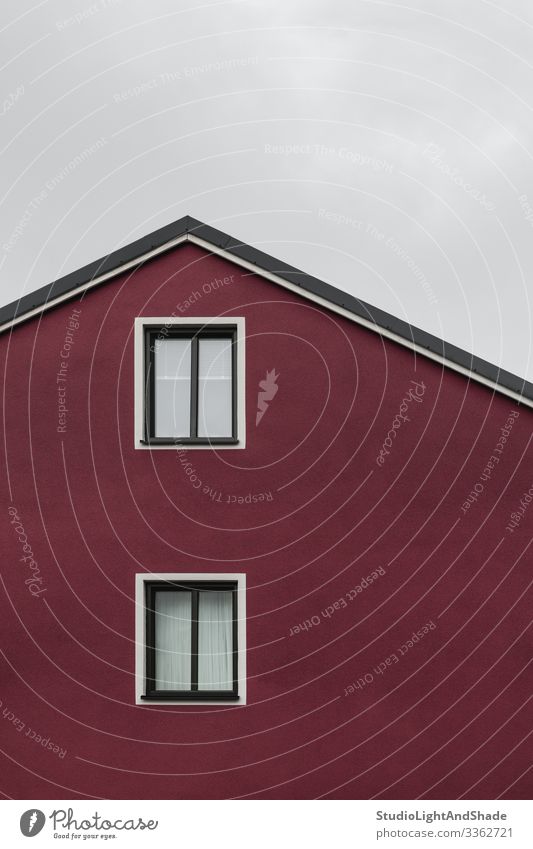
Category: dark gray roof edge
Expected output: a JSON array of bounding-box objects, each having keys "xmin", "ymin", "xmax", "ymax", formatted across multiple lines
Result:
[
  {"xmin": 1, "ymin": 214, "xmax": 532, "ymax": 404},
  {"xmin": 186, "ymin": 219, "xmax": 533, "ymax": 403},
  {"xmin": 0, "ymin": 215, "xmax": 197, "ymax": 327}
]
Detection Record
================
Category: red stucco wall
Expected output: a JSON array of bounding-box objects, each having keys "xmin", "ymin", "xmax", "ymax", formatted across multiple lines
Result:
[{"xmin": 1, "ymin": 243, "xmax": 531, "ymax": 799}]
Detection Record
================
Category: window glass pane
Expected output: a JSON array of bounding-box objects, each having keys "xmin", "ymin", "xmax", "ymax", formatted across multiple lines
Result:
[
  {"xmin": 197, "ymin": 338, "xmax": 233, "ymax": 438},
  {"xmin": 198, "ymin": 590, "xmax": 233, "ymax": 690},
  {"xmin": 154, "ymin": 339, "xmax": 191, "ymax": 437},
  {"xmin": 155, "ymin": 591, "xmax": 192, "ymax": 690}
]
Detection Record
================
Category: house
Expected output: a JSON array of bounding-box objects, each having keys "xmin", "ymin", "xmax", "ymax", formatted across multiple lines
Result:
[{"xmin": 1, "ymin": 216, "xmax": 531, "ymax": 800}]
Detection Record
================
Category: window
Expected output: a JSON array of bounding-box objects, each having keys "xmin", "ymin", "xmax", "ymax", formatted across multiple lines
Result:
[
  {"xmin": 143, "ymin": 325, "xmax": 237, "ymax": 444},
  {"xmin": 136, "ymin": 574, "xmax": 246, "ymax": 704},
  {"xmin": 134, "ymin": 317, "xmax": 245, "ymax": 450}
]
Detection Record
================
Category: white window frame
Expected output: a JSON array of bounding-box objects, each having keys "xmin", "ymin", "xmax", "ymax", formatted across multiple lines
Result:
[
  {"xmin": 135, "ymin": 572, "xmax": 247, "ymax": 706},
  {"xmin": 134, "ymin": 317, "xmax": 246, "ymax": 449}
]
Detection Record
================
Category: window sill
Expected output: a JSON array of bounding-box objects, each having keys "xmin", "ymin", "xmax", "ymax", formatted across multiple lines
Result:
[
  {"xmin": 140, "ymin": 437, "xmax": 240, "ymax": 446},
  {"xmin": 141, "ymin": 692, "xmax": 240, "ymax": 702}
]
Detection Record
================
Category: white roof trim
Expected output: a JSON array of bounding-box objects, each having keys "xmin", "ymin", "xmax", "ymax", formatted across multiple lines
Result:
[
  {"xmin": 0, "ymin": 233, "xmax": 189, "ymax": 333},
  {"xmin": 188, "ymin": 235, "xmax": 532, "ymax": 410}
]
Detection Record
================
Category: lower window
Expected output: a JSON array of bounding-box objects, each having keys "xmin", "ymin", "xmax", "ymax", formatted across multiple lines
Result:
[{"xmin": 136, "ymin": 574, "xmax": 246, "ymax": 703}]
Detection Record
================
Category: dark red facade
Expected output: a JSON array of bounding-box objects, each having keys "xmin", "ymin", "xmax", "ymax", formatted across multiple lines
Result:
[{"xmin": 1, "ymin": 242, "xmax": 531, "ymax": 799}]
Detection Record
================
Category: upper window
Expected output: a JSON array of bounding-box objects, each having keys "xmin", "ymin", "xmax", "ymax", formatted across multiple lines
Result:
[
  {"xmin": 135, "ymin": 319, "xmax": 245, "ymax": 449},
  {"xmin": 136, "ymin": 576, "xmax": 246, "ymax": 703},
  {"xmin": 145, "ymin": 325, "xmax": 236, "ymax": 444}
]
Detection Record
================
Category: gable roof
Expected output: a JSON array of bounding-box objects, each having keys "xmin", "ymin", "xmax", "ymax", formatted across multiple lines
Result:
[{"xmin": 1, "ymin": 214, "xmax": 532, "ymax": 407}]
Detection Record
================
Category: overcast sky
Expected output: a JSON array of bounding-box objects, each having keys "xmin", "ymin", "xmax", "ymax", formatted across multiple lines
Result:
[{"xmin": 2, "ymin": 0, "xmax": 533, "ymax": 380}]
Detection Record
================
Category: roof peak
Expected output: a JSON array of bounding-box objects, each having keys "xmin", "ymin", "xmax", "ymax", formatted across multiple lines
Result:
[{"xmin": 1, "ymin": 215, "xmax": 531, "ymax": 406}]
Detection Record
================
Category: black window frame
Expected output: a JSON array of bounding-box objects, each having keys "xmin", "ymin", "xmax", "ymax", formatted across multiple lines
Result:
[
  {"xmin": 142, "ymin": 324, "xmax": 238, "ymax": 445},
  {"xmin": 142, "ymin": 580, "xmax": 239, "ymax": 702}
]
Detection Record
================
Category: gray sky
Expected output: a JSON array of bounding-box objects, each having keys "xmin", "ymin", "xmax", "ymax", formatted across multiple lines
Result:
[{"xmin": 2, "ymin": 0, "xmax": 533, "ymax": 380}]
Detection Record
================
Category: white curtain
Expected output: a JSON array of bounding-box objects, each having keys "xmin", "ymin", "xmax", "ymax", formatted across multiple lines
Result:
[
  {"xmin": 197, "ymin": 338, "xmax": 233, "ymax": 437},
  {"xmin": 155, "ymin": 338, "xmax": 191, "ymax": 437},
  {"xmin": 155, "ymin": 591, "xmax": 192, "ymax": 690},
  {"xmin": 198, "ymin": 591, "xmax": 233, "ymax": 690}
]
